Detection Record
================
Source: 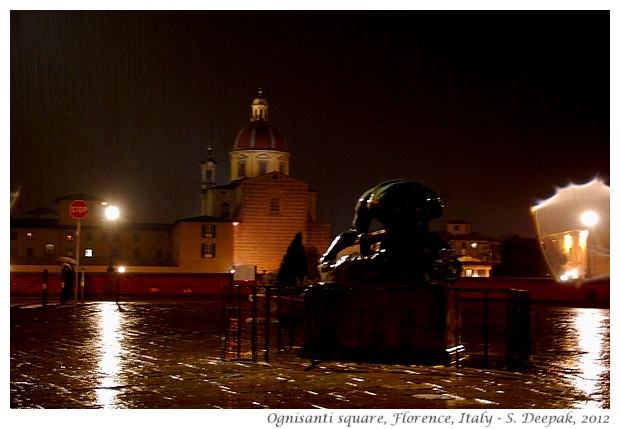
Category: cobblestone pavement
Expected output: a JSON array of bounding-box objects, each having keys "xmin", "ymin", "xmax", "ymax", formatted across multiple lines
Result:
[{"xmin": 10, "ymin": 299, "xmax": 609, "ymax": 409}]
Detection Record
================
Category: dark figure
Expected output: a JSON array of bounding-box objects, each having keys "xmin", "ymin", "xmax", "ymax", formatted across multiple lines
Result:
[
  {"xmin": 319, "ymin": 179, "xmax": 461, "ymax": 284},
  {"xmin": 60, "ymin": 264, "xmax": 74, "ymax": 304}
]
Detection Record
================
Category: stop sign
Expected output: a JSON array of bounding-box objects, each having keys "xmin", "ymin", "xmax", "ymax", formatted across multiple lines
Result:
[{"xmin": 69, "ymin": 200, "xmax": 89, "ymax": 220}]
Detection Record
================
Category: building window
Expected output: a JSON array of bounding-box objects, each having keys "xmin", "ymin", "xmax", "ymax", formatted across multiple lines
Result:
[
  {"xmin": 66, "ymin": 233, "xmax": 74, "ymax": 241},
  {"xmin": 202, "ymin": 243, "xmax": 216, "ymax": 258},
  {"xmin": 202, "ymin": 224, "xmax": 216, "ymax": 238},
  {"xmin": 279, "ymin": 163, "xmax": 285, "ymax": 174},
  {"xmin": 259, "ymin": 161, "xmax": 268, "ymax": 175},
  {"xmin": 26, "ymin": 248, "xmax": 34, "ymax": 257},
  {"xmin": 85, "ymin": 248, "xmax": 93, "ymax": 258},
  {"xmin": 238, "ymin": 161, "xmax": 246, "ymax": 177},
  {"xmin": 45, "ymin": 243, "xmax": 55, "ymax": 256},
  {"xmin": 67, "ymin": 249, "xmax": 74, "ymax": 258},
  {"xmin": 27, "ymin": 232, "xmax": 34, "ymax": 240},
  {"xmin": 270, "ymin": 198, "xmax": 280, "ymax": 214}
]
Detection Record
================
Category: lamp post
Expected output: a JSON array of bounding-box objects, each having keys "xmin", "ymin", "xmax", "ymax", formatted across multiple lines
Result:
[
  {"xmin": 105, "ymin": 205, "xmax": 120, "ymax": 271},
  {"xmin": 580, "ymin": 210, "xmax": 598, "ymax": 278}
]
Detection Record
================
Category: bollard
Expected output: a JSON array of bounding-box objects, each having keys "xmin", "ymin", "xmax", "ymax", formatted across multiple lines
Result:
[
  {"xmin": 80, "ymin": 269, "xmax": 86, "ymax": 304},
  {"xmin": 42, "ymin": 269, "xmax": 48, "ymax": 307}
]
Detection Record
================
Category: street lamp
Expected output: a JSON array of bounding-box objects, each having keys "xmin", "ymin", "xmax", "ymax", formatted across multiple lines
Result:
[
  {"xmin": 580, "ymin": 210, "xmax": 598, "ymax": 228},
  {"xmin": 105, "ymin": 205, "xmax": 120, "ymax": 222}
]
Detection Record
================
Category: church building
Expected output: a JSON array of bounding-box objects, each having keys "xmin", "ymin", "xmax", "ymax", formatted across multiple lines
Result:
[{"xmin": 200, "ymin": 90, "xmax": 332, "ymax": 274}]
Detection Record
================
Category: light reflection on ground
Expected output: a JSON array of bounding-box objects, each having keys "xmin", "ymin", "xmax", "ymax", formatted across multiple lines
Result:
[
  {"xmin": 95, "ymin": 302, "xmax": 125, "ymax": 408},
  {"xmin": 10, "ymin": 301, "xmax": 610, "ymax": 409},
  {"xmin": 572, "ymin": 308, "xmax": 609, "ymax": 407}
]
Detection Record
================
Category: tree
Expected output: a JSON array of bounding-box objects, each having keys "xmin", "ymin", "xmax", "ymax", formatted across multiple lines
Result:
[{"xmin": 276, "ymin": 232, "xmax": 309, "ymax": 287}]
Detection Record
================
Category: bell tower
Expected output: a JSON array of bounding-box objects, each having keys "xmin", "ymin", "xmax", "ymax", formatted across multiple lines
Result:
[{"xmin": 200, "ymin": 145, "xmax": 218, "ymax": 215}]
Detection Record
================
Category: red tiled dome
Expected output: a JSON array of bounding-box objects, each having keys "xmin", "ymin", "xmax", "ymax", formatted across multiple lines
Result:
[{"xmin": 233, "ymin": 120, "xmax": 289, "ymax": 152}]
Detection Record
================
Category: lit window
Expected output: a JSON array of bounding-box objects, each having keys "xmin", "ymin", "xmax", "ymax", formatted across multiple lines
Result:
[
  {"xmin": 45, "ymin": 244, "xmax": 55, "ymax": 256},
  {"xmin": 85, "ymin": 248, "xmax": 93, "ymax": 258},
  {"xmin": 202, "ymin": 243, "xmax": 216, "ymax": 258},
  {"xmin": 27, "ymin": 232, "xmax": 34, "ymax": 240},
  {"xmin": 465, "ymin": 269, "xmax": 473, "ymax": 277},
  {"xmin": 66, "ymin": 233, "xmax": 74, "ymax": 241}
]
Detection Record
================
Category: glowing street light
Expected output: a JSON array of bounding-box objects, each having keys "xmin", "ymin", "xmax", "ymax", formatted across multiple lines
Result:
[
  {"xmin": 580, "ymin": 210, "xmax": 599, "ymax": 228},
  {"xmin": 105, "ymin": 205, "xmax": 120, "ymax": 221}
]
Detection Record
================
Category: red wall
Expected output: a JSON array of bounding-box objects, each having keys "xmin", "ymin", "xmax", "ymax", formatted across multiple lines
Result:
[
  {"xmin": 10, "ymin": 271, "xmax": 242, "ymax": 299},
  {"xmin": 11, "ymin": 271, "xmax": 609, "ymax": 307}
]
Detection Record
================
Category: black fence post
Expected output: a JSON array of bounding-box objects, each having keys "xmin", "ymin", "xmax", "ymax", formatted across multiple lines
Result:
[
  {"xmin": 265, "ymin": 286, "xmax": 271, "ymax": 361},
  {"xmin": 483, "ymin": 291, "xmax": 489, "ymax": 368}
]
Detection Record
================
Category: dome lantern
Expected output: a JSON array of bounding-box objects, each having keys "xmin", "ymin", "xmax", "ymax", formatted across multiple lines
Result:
[{"xmin": 230, "ymin": 90, "xmax": 290, "ymax": 180}]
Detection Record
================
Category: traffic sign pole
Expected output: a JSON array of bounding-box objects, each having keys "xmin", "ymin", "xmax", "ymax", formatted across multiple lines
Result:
[
  {"xmin": 74, "ymin": 219, "xmax": 80, "ymax": 305},
  {"xmin": 69, "ymin": 200, "xmax": 89, "ymax": 305}
]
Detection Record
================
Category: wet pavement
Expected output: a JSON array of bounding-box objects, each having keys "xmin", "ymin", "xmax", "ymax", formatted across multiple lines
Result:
[{"xmin": 10, "ymin": 298, "xmax": 610, "ymax": 409}]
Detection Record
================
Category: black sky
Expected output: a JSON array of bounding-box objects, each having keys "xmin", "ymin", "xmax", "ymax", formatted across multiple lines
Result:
[{"xmin": 10, "ymin": 10, "xmax": 610, "ymax": 239}]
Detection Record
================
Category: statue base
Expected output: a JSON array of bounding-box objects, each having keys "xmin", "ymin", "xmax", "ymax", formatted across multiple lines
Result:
[{"xmin": 301, "ymin": 282, "xmax": 464, "ymax": 366}]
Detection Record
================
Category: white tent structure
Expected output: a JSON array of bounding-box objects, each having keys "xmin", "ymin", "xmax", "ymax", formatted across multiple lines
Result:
[{"xmin": 531, "ymin": 179, "xmax": 610, "ymax": 281}]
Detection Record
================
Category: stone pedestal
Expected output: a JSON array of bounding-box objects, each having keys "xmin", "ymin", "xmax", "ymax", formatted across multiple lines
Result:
[{"xmin": 301, "ymin": 282, "xmax": 463, "ymax": 365}]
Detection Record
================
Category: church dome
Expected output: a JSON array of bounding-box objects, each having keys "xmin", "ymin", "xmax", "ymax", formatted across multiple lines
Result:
[
  {"xmin": 232, "ymin": 89, "xmax": 289, "ymax": 152},
  {"xmin": 233, "ymin": 121, "xmax": 288, "ymax": 151}
]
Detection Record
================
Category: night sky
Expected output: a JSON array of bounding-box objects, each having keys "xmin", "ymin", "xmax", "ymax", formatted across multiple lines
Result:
[{"xmin": 10, "ymin": 10, "xmax": 610, "ymax": 239}]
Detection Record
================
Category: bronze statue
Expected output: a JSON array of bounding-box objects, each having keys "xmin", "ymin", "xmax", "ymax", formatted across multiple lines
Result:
[{"xmin": 319, "ymin": 179, "xmax": 462, "ymax": 284}]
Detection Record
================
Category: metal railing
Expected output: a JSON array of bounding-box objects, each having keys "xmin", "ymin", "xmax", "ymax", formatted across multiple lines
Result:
[
  {"xmin": 221, "ymin": 284, "xmax": 531, "ymax": 368},
  {"xmin": 456, "ymin": 288, "xmax": 530, "ymax": 369},
  {"xmin": 221, "ymin": 284, "xmax": 303, "ymax": 362}
]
